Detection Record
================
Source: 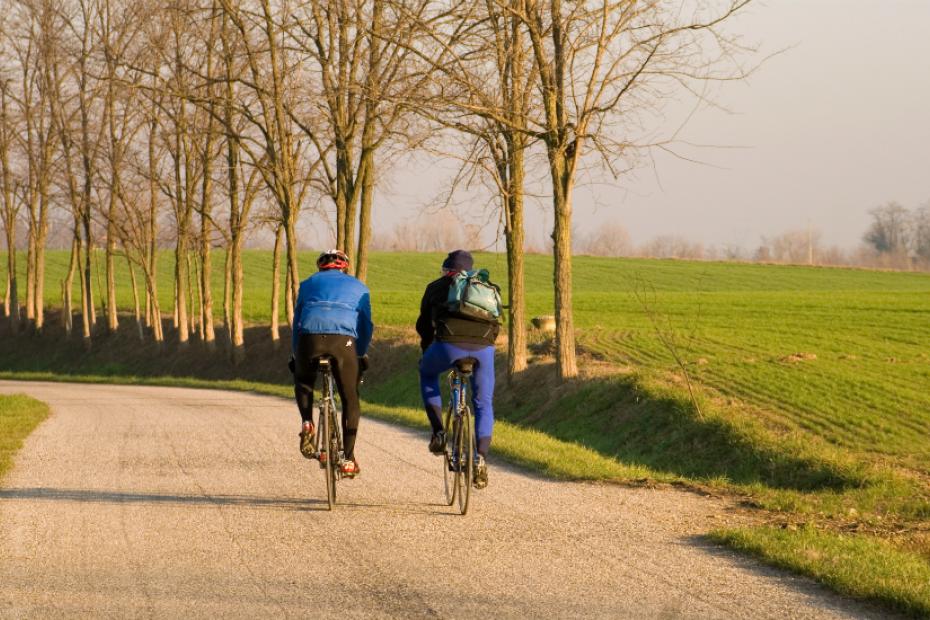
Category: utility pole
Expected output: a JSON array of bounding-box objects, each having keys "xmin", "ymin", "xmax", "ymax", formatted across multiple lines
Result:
[{"xmin": 807, "ymin": 220, "xmax": 813, "ymax": 265}]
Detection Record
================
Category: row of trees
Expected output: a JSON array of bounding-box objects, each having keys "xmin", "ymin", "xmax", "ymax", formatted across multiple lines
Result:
[{"xmin": 1, "ymin": 0, "xmax": 751, "ymax": 379}]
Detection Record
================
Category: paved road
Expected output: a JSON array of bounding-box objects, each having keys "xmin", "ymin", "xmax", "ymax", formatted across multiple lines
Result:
[{"xmin": 0, "ymin": 381, "xmax": 885, "ymax": 619}]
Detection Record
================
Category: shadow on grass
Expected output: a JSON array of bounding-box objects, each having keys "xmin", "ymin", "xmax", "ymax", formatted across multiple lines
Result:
[{"xmin": 1, "ymin": 317, "xmax": 864, "ymax": 492}]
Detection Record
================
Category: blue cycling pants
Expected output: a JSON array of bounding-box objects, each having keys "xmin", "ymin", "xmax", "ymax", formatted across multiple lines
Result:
[{"xmin": 419, "ymin": 341, "xmax": 495, "ymax": 454}]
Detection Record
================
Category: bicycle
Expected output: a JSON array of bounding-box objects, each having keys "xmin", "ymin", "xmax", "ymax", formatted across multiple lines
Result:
[
  {"xmin": 311, "ymin": 356, "xmax": 344, "ymax": 510},
  {"xmin": 442, "ymin": 357, "xmax": 478, "ymax": 515}
]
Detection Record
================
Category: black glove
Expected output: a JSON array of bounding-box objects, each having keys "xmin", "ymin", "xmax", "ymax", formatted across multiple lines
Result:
[
  {"xmin": 287, "ymin": 356, "xmax": 296, "ymax": 374},
  {"xmin": 358, "ymin": 355, "xmax": 370, "ymax": 373}
]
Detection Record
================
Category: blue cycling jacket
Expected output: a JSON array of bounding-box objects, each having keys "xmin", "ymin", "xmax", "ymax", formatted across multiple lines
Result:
[{"xmin": 292, "ymin": 270, "xmax": 374, "ymax": 356}]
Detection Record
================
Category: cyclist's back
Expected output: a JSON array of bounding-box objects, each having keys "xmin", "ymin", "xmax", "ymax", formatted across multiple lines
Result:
[
  {"xmin": 294, "ymin": 270, "xmax": 371, "ymax": 345},
  {"xmin": 416, "ymin": 250, "xmax": 499, "ymax": 489}
]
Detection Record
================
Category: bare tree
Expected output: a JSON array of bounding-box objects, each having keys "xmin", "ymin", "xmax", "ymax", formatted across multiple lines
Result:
[
  {"xmin": 97, "ymin": 0, "xmax": 147, "ymax": 333},
  {"xmin": 218, "ymin": 0, "xmax": 308, "ymax": 319},
  {"xmin": 0, "ymin": 78, "xmax": 20, "ymax": 331},
  {"xmin": 579, "ymin": 221, "xmax": 632, "ymax": 256},
  {"xmin": 513, "ymin": 0, "xmax": 752, "ymax": 378},
  {"xmin": 864, "ymin": 201, "xmax": 911, "ymax": 257},
  {"xmin": 44, "ymin": 0, "xmax": 110, "ymax": 342},
  {"xmin": 913, "ymin": 204, "xmax": 930, "ymax": 264},
  {"xmin": 757, "ymin": 228, "xmax": 821, "ymax": 265},
  {"xmin": 11, "ymin": 0, "xmax": 59, "ymax": 333},
  {"xmin": 283, "ymin": 0, "xmax": 429, "ymax": 281},
  {"xmin": 388, "ymin": 0, "xmax": 537, "ymax": 376}
]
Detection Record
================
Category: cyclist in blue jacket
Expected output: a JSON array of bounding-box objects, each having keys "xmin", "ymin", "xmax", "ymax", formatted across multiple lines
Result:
[{"xmin": 291, "ymin": 249, "xmax": 373, "ymax": 478}]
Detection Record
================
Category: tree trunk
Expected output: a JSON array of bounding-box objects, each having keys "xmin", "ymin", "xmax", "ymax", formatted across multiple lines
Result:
[
  {"xmin": 25, "ymin": 228, "xmax": 35, "ymax": 322},
  {"xmin": 550, "ymin": 151, "xmax": 577, "ymax": 379},
  {"xmin": 284, "ymin": 212, "xmax": 299, "ymax": 326},
  {"xmin": 105, "ymin": 194, "xmax": 119, "ymax": 331},
  {"xmin": 175, "ymin": 239, "xmax": 189, "ymax": 344},
  {"xmin": 222, "ymin": 246, "xmax": 231, "ymax": 345},
  {"xmin": 270, "ymin": 224, "xmax": 283, "ymax": 343},
  {"xmin": 221, "ymin": 8, "xmax": 245, "ymax": 362},
  {"xmin": 172, "ymin": 279, "xmax": 179, "ymax": 329},
  {"xmin": 83, "ymin": 213, "xmax": 96, "ymax": 328},
  {"xmin": 6, "ymin": 259, "xmax": 17, "ymax": 332},
  {"xmin": 93, "ymin": 247, "xmax": 107, "ymax": 327},
  {"xmin": 3, "ymin": 267, "xmax": 7, "ymax": 318},
  {"xmin": 188, "ymin": 252, "xmax": 199, "ymax": 339},
  {"xmin": 505, "ymin": 142, "xmax": 528, "ymax": 377},
  {"xmin": 147, "ymin": 116, "xmax": 159, "ymax": 330},
  {"xmin": 343, "ymin": 176, "xmax": 358, "ymax": 271},
  {"xmin": 61, "ymin": 280, "xmax": 71, "ymax": 334},
  {"xmin": 63, "ymin": 233, "xmax": 79, "ymax": 335},
  {"xmin": 142, "ymin": 267, "xmax": 163, "ymax": 344},
  {"xmin": 2, "ymin": 217, "xmax": 16, "ymax": 333},
  {"xmin": 199, "ymin": 110, "xmax": 216, "ymax": 345},
  {"xmin": 103, "ymin": 65, "xmax": 119, "ymax": 333},
  {"xmin": 285, "ymin": 258, "xmax": 294, "ymax": 328},
  {"xmin": 173, "ymin": 120, "xmax": 190, "ymax": 344},
  {"xmin": 200, "ymin": 230, "xmax": 214, "ymax": 345},
  {"xmin": 127, "ymin": 256, "xmax": 144, "ymax": 341},
  {"xmin": 0, "ymin": 85, "xmax": 12, "ymax": 326},
  {"xmin": 34, "ymin": 216, "xmax": 47, "ymax": 332},
  {"xmin": 230, "ymin": 232, "xmax": 245, "ymax": 362},
  {"xmin": 356, "ymin": 161, "xmax": 374, "ymax": 283},
  {"xmin": 34, "ymin": 139, "xmax": 52, "ymax": 333},
  {"xmin": 78, "ymin": 236, "xmax": 91, "ymax": 344}
]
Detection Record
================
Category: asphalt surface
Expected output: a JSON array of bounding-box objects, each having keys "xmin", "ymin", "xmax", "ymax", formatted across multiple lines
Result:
[{"xmin": 0, "ymin": 381, "xmax": 887, "ymax": 619}]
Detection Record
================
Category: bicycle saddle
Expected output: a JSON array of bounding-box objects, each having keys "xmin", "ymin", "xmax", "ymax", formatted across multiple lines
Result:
[{"xmin": 454, "ymin": 357, "xmax": 478, "ymax": 375}]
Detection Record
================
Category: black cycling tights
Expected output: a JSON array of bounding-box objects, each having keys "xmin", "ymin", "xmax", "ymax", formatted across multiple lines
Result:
[{"xmin": 294, "ymin": 334, "xmax": 361, "ymax": 459}]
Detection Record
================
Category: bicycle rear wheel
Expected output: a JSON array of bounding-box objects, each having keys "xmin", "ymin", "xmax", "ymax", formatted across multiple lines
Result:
[
  {"xmin": 442, "ymin": 408, "xmax": 456, "ymax": 506},
  {"xmin": 456, "ymin": 407, "xmax": 474, "ymax": 516},
  {"xmin": 328, "ymin": 404, "xmax": 341, "ymax": 506},
  {"xmin": 321, "ymin": 402, "xmax": 336, "ymax": 510}
]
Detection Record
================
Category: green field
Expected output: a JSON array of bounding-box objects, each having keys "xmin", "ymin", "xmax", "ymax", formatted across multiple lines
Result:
[
  {"xmin": 3, "ymin": 249, "xmax": 930, "ymax": 612},
  {"xmin": 5, "ymin": 250, "xmax": 929, "ymax": 471}
]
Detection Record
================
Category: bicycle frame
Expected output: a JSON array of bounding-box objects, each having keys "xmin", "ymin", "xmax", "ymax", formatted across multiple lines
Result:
[{"xmin": 449, "ymin": 370, "xmax": 468, "ymax": 419}]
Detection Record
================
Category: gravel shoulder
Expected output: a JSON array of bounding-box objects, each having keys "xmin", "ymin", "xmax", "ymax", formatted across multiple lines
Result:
[{"xmin": 0, "ymin": 380, "xmax": 887, "ymax": 618}]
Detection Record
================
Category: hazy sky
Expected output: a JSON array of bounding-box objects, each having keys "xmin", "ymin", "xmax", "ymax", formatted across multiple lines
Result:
[{"xmin": 371, "ymin": 0, "xmax": 930, "ymax": 251}]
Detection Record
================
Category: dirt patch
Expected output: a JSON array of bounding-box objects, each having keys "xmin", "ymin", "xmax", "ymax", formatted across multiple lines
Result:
[{"xmin": 780, "ymin": 352, "xmax": 818, "ymax": 364}]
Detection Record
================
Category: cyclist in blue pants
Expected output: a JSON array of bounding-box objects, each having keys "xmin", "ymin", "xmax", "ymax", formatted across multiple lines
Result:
[{"xmin": 416, "ymin": 250, "xmax": 500, "ymax": 489}]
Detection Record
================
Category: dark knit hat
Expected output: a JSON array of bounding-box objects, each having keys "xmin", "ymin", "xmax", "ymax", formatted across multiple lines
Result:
[{"xmin": 442, "ymin": 250, "xmax": 473, "ymax": 272}]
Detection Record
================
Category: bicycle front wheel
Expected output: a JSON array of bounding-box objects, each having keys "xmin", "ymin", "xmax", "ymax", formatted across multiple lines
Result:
[
  {"xmin": 442, "ymin": 408, "xmax": 456, "ymax": 505},
  {"xmin": 456, "ymin": 407, "xmax": 474, "ymax": 516}
]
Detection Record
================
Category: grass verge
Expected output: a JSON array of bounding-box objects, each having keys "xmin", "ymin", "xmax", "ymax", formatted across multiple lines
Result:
[
  {"xmin": 0, "ymin": 394, "xmax": 49, "ymax": 482},
  {"xmin": 710, "ymin": 526, "xmax": 930, "ymax": 617}
]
